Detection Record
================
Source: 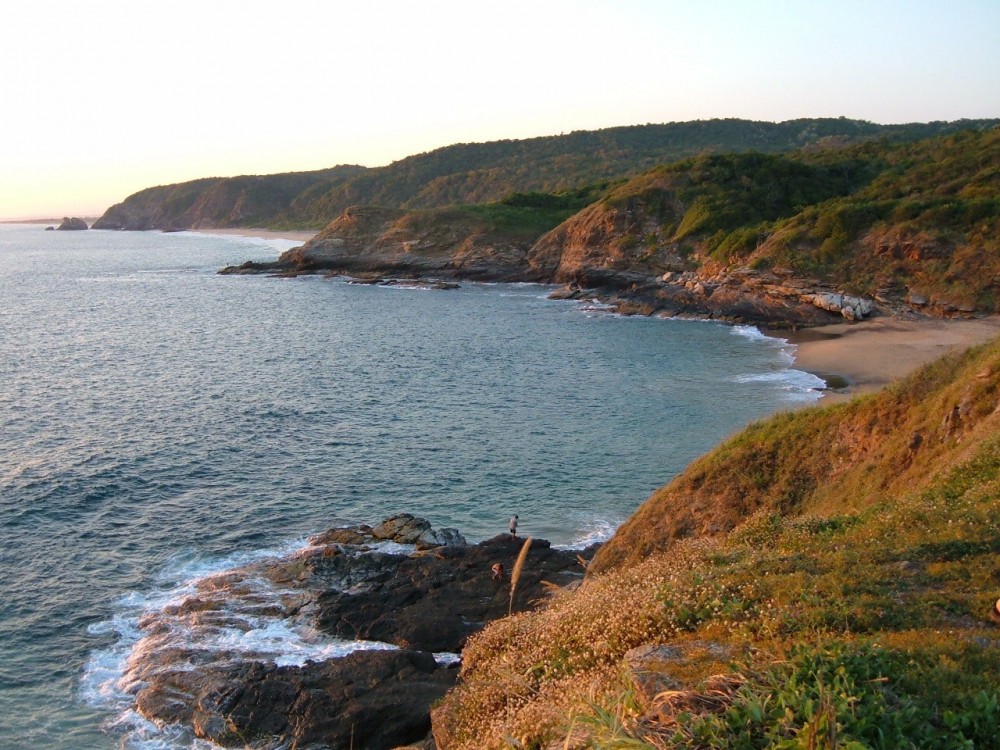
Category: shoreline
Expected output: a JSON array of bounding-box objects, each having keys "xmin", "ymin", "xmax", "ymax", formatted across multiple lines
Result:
[
  {"xmin": 768, "ymin": 315, "xmax": 1000, "ymax": 404},
  {"xmin": 188, "ymin": 226, "xmax": 318, "ymax": 243},
  {"xmin": 195, "ymin": 226, "xmax": 1000, "ymax": 406}
]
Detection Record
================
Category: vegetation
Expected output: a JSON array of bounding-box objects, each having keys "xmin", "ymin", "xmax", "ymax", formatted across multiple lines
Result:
[
  {"xmin": 95, "ymin": 118, "xmax": 996, "ymax": 231},
  {"xmin": 533, "ymin": 126, "xmax": 1000, "ymax": 312},
  {"xmin": 434, "ymin": 337, "xmax": 1000, "ymax": 749},
  {"xmin": 447, "ymin": 188, "xmax": 606, "ymax": 240}
]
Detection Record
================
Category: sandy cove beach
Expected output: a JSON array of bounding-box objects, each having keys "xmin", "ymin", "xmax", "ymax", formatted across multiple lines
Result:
[
  {"xmin": 773, "ymin": 316, "xmax": 1000, "ymax": 403},
  {"xmin": 194, "ymin": 227, "xmax": 318, "ymax": 243}
]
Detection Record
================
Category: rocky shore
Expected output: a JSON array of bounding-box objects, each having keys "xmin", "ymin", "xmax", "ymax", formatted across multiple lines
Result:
[
  {"xmin": 124, "ymin": 514, "xmax": 596, "ymax": 749},
  {"xmin": 216, "ymin": 205, "xmax": 906, "ymax": 329}
]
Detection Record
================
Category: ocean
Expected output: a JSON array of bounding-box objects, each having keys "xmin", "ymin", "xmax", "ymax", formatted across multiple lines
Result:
[{"xmin": 0, "ymin": 224, "xmax": 823, "ymax": 749}]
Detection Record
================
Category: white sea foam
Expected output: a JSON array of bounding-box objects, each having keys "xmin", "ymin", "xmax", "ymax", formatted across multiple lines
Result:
[
  {"xmin": 731, "ymin": 324, "xmax": 775, "ymax": 342},
  {"xmin": 733, "ymin": 368, "xmax": 826, "ymax": 401},
  {"xmin": 554, "ymin": 517, "xmax": 619, "ymax": 550},
  {"xmin": 80, "ymin": 537, "xmax": 406, "ymax": 750},
  {"xmin": 177, "ymin": 230, "xmax": 301, "ymax": 255}
]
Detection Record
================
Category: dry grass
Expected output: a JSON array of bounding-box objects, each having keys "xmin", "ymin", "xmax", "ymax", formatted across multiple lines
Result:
[{"xmin": 509, "ymin": 537, "xmax": 533, "ymax": 616}]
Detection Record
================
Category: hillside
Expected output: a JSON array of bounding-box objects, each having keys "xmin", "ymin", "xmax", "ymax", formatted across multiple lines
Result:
[
  {"xmin": 431, "ymin": 336, "xmax": 1000, "ymax": 749},
  {"xmin": 93, "ymin": 118, "xmax": 995, "ymax": 232},
  {"xmin": 251, "ymin": 126, "xmax": 1000, "ymax": 325},
  {"xmin": 92, "ymin": 166, "xmax": 365, "ymax": 231}
]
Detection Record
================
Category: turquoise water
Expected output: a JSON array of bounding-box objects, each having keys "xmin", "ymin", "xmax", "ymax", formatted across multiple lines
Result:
[{"xmin": 0, "ymin": 224, "xmax": 822, "ymax": 748}]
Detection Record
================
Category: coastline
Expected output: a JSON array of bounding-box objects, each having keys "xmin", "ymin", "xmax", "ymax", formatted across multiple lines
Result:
[
  {"xmin": 769, "ymin": 316, "xmax": 1000, "ymax": 404},
  {"xmin": 196, "ymin": 226, "xmax": 1000, "ymax": 406},
  {"xmin": 189, "ymin": 226, "xmax": 317, "ymax": 243}
]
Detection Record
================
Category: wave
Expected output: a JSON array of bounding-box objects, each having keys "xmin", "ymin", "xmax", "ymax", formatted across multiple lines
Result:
[
  {"xmin": 554, "ymin": 517, "xmax": 619, "ymax": 550},
  {"xmin": 80, "ymin": 536, "xmax": 419, "ymax": 749},
  {"xmin": 732, "ymin": 368, "xmax": 826, "ymax": 401}
]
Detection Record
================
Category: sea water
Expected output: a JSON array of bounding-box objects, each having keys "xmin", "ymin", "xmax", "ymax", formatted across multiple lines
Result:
[{"xmin": 0, "ymin": 224, "xmax": 823, "ymax": 749}]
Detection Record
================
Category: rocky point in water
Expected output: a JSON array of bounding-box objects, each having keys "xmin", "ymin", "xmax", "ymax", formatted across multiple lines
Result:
[
  {"xmin": 125, "ymin": 514, "xmax": 596, "ymax": 750},
  {"xmin": 56, "ymin": 216, "xmax": 89, "ymax": 230}
]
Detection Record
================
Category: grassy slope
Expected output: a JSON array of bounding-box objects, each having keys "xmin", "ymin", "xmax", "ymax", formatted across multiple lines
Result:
[{"xmin": 435, "ymin": 338, "xmax": 1000, "ymax": 749}]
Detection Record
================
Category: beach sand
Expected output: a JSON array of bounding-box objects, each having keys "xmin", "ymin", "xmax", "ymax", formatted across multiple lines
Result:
[
  {"xmin": 192, "ymin": 227, "xmax": 317, "ymax": 243},
  {"xmin": 771, "ymin": 316, "xmax": 1000, "ymax": 403}
]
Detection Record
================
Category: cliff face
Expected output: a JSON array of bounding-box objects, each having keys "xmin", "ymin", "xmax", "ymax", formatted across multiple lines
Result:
[{"xmin": 526, "ymin": 181, "xmax": 688, "ymax": 284}]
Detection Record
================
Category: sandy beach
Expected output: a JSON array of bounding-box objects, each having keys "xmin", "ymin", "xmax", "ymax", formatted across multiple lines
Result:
[
  {"xmin": 192, "ymin": 227, "xmax": 318, "ymax": 243},
  {"xmin": 772, "ymin": 316, "xmax": 1000, "ymax": 403}
]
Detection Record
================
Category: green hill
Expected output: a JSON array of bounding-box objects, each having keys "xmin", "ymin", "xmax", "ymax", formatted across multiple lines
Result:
[
  {"xmin": 93, "ymin": 118, "xmax": 996, "ymax": 232},
  {"xmin": 526, "ymin": 126, "xmax": 1000, "ymax": 316},
  {"xmin": 432, "ymin": 337, "xmax": 1000, "ymax": 749}
]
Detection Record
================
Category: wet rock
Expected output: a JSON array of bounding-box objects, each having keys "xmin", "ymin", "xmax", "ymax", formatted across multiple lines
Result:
[
  {"xmin": 136, "ymin": 650, "xmax": 455, "ymax": 750},
  {"xmin": 125, "ymin": 517, "xmax": 595, "ymax": 749},
  {"xmin": 315, "ymin": 535, "xmax": 591, "ymax": 652}
]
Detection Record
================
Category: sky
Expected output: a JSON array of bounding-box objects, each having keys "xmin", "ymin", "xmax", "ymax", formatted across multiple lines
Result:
[{"xmin": 2, "ymin": 0, "xmax": 998, "ymax": 220}]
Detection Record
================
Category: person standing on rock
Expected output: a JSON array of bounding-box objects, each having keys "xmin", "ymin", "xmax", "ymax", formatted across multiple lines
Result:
[{"xmin": 509, "ymin": 514, "xmax": 518, "ymax": 540}]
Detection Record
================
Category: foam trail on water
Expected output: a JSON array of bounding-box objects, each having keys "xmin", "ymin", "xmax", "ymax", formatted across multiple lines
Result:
[{"xmin": 80, "ymin": 537, "xmax": 402, "ymax": 750}]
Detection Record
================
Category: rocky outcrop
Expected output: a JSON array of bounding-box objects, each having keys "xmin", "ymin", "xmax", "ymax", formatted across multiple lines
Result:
[
  {"xmin": 56, "ymin": 216, "xmax": 88, "ymax": 230},
  {"xmin": 313, "ymin": 533, "xmax": 589, "ymax": 653},
  {"xmin": 124, "ymin": 515, "xmax": 593, "ymax": 749},
  {"xmin": 222, "ymin": 203, "xmax": 882, "ymax": 328},
  {"xmin": 549, "ymin": 269, "xmax": 881, "ymax": 328},
  {"xmin": 272, "ymin": 206, "xmax": 539, "ymax": 281},
  {"xmin": 135, "ymin": 650, "xmax": 453, "ymax": 750}
]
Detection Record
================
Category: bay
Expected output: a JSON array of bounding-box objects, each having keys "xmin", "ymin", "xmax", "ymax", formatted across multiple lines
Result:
[{"xmin": 0, "ymin": 224, "xmax": 821, "ymax": 748}]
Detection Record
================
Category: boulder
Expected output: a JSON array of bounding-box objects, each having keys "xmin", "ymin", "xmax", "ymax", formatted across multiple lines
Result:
[
  {"xmin": 806, "ymin": 292, "xmax": 875, "ymax": 320},
  {"xmin": 372, "ymin": 513, "xmax": 431, "ymax": 543},
  {"xmin": 56, "ymin": 216, "xmax": 88, "ymax": 230}
]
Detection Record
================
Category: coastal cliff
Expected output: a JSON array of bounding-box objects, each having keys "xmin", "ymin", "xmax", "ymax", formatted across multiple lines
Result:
[
  {"xmin": 227, "ymin": 127, "xmax": 1000, "ymax": 325},
  {"xmin": 275, "ymin": 204, "xmax": 546, "ymax": 281}
]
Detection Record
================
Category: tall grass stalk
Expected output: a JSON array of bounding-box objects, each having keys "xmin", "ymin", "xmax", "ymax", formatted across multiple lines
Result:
[{"xmin": 509, "ymin": 537, "xmax": 533, "ymax": 616}]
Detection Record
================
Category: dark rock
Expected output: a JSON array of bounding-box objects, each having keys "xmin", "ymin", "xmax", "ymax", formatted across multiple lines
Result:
[
  {"xmin": 314, "ymin": 534, "xmax": 589, "ymax": 652},
  {"xmin": 56, "ymin": 216, "xmax": 88, "ymax": 230},
  {"xmin": 125, "ymin": 515, "xmax": 596, "ymax": 749},
  {"xmin": 136, "ymin": 650, "xmax": 455, "ymax": 750},
  {"xmin": 45, "ymin": 226, "xmax": 55, "ymax": 230}
]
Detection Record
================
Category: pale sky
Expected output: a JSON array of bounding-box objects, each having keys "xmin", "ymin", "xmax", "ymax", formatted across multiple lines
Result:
[{"xmin": 2, "ymin": 0, "xmax": 998, "ymax": 220}]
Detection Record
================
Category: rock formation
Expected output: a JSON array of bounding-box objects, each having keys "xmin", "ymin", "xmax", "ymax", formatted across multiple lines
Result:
[
  {"xmin": 125, "ymin": 515, "xmax": 593, "ymax": 749},
  {"xmin": 56, "ymin": 216, "xmax": 88, "ymax": 230}
]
